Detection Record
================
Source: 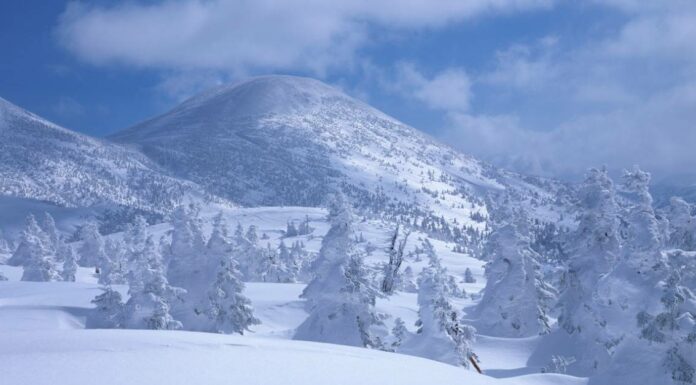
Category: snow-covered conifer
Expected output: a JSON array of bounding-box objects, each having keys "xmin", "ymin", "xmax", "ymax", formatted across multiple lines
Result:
[
  {"xmin": 295, "ymin": 193, "xmax": 384, "ymax": 347},
  {"xmin": 246, "ymin": 225, "xmax": 259, "ymax": 246},
  {"xmin": 391, "ymin": 317, "xmax": 408, "ymax": 349},
  {"xmin": 464, "ymin": 268, "xmax": 476, "ymax": 283},
  {"xmin": 87, "ymin": 286, "xmax": 124, "ymax": 329},
  {"xmin": 166, "ymin": 205, "xmax": 206, "ymax": 288},
  {"xmin": 476, "ymin": 217, "xmax": 554, "ymax": 337},
  {"xmin": 206, "ymin": 253, "xmax": 260, "ymax": 334},
  {"xmin": 61, "ymin": 245, "xmax": 78, "ymax": 282},
  {"xmin": 666, "ymin": 197, "xmax": 695, "ymax": 251},
  {"xmin": 402, "ymin": 250, "xmax": 476, "ymax": 367},
  {"xmin": 557, "ymin": 168, "xmax": 621, "ymax": 373},
  {"xmin": 77, "ymin": 222, "xmax": 106, "ymax": 268},
  {"xmin": 286, "ymin": 220, "xmax": 298, "ymax": 237},
  {"xmin": 123, "ymin": 236, "xmax": 183, "ymax": 330},
  {"xmin": 8, "ymin": 214, "xmax": 47, "ymax": 266},
  {"xmin": 103, "ymin": 238, "xmax": 127, "ymax": 284},
  {"xmin": 39, "ymin": 212, "xmax": 60, "ymax": 256},
  {"xmin": 16, "ymin": 214, "xmax": 58, "ymax": 282}
]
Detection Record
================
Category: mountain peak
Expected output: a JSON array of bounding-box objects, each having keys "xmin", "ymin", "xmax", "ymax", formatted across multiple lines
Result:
[{"xmin": 172, "ymin": 75, "xmax": 350, "ymax": 118}]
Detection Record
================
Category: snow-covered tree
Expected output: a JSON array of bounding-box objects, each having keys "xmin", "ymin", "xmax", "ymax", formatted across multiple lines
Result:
[
  {"xmin": 464, "ymin": 268, "xmax": 476, "ymax": 283},
  {"xmin": 402, "ymin": 249, "xmax": 476, "ymax": 367},
  {"xmin": 201, "ymin": 212, "xmax": 259, "ymax": 334},
  {"xmin": 61, "ymin": 245, "xmax": 78, "ymax": 282},
  {"xmin": 166, "ymin": 205, "xmax": 206, "ymax": 287},
  {"xmin": 295, "ymin": 193, "xmax": 385, "ymax": 347},
  {"xmin": 8, "ymin": 214, "xmax": 48, "ymax": 266},
  {"xmin": 123, "ymin": 215, "xmax": 148, "ymax": 264},
  {"xmin": 87, "ymin": 286, "xmax": 124, "ymax": 329},
  {"xmin": 285, "ymin": 220, "xmax": 299, "ymax": 237},
  {"xmin": 382, "ymin": 224, "xmax": 410, "ymax": 295},
  {"xmin": 102, "ymin": 238, "xmax": 127, "ymax": 284},
  {"xmin": 39, "ymin": 212, "xmax": 60, "ymax": 257},
  {"xmin": 391, "ymin": 317, "xmax": 408, "ymax": 349},
  {"xmin": 618, "ymin": 166, "xmax": 662, "ymax": 253},
  {"xmin": 633, "ymin": 268, "xmax": 696, "ymax": 384},
  {"xmin": 256, "ymin": 243, "xmax": 295, "ymax": 283},
  {"xmin": 246, "ymin": 225, "xmax": 259, "ymax": 246},
  {"xmin": 123, "ymin": 236, "xmax": 183, "ymax": 330},
  {"xmin": 476, "ymin": 217, "xmax": 554, "ymax": 337},
  {"xmin": 298, "ymin": 215, "xmax": 313, "ymax": 235},
  {"xmin": 77, "ymin": 222, "xmax": 106, "ymax": 268},
  {"xmin": 14, "ymin": 214, "xmax": 59, "ymax": 282},
  {"xmin": 666, "ymin": 197, "xmax": 695, "ymax": 251},
  {"xmin": 557, "ymin": 168, "xmax": 622, "ymax": 374}
]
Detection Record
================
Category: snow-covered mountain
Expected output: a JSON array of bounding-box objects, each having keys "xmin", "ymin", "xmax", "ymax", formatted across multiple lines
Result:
[
  {"xmin": 112, "ymin": 76, "xmax": 572, "ymax": 230},
  {"xmin": 0, "ymin": 97, "xmax": 212, "ymax": 214}
]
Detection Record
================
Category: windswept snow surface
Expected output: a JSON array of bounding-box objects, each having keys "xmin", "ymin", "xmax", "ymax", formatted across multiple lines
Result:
[{"xmin": 0, "ymin": 268, "xmax": 585, "ymax": 385}]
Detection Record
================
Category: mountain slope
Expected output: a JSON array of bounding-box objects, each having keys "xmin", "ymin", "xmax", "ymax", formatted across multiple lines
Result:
[
  {"xmin": 0, "ymin": 97, "xmax": 211, "ymax": 214},
  {"xmin": 112, "ymin": 75, "xmax": 571, "ymax": 230}
]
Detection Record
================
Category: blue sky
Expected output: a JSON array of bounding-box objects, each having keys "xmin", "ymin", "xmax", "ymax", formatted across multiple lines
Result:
[{"xmin": 1, "ymin": 1, "xmax": 695, "ymax": 181}]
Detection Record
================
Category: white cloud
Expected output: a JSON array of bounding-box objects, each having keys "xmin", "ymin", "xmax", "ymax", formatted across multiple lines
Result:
[
  {"xmin": 56, "ymin": 0, "xmax": 552, "ymax": 75},
  {"xmin": 433, "ymin": 2, "xmax": 696, "ymax": 179},
  {"xmin": 391, "ymin": 64, "xmax": 473, "ymax": 112}
]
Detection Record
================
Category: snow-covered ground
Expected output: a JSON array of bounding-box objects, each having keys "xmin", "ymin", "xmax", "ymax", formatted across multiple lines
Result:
[
  {"xmin": 0, "ymin": 203, "xmax": 587, "ymax": 385},
  {"xmin": 0, "ymin": 264, "xmax": 585, "ymax": 385}
]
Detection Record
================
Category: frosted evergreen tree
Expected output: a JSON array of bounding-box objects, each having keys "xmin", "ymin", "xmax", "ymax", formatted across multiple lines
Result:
[
  {"xmin": 103, "ymin": 238, "xmax": 127, "ymax": 284},
  {"xmin": 464, "ymin": 268, "xmax": 476, "ymax": 283},
  {"xmin": 87, "ymin": 286, "xmax": 124, "ymax": 329},
  {"xmin": 246, "ymin": 225, "xmax": 259, "ymax": 246},
  {"xmin": 39, "ymin": 212, "xmax": 60, "ymax": 257},
  {"xmin": 202, "ymin": 212, "xmax": 259, "ymax": 334},
  {"xmin": 123, "ymin": 215, "xmax": 148, "ymax": 265},
  {"xmin": 285, "ymin": 220, "xmax": 299, "ymax": 237},
  {"xmin": 61, "ymin": 245, "xmax": 78, "ymax": 282},
  {"xmin": 666, "ymin": 197, "xmax": 695, "ymax": 251},
  {"xmin": 557, "ymin": 168, "xmax": 621, "ymax": 374},
  {"xmin": 635, "ymin": 270, "xmax": 696, "ymax": 384},
  {"xmin": 21, "ymin": 237, "xmax": 59, "ymax": 282},
  {"xmin": 298, "ymin": 215, "xmax": 313, "ymax": 235},
  {"xmin": 164, "ymin": 206, "xmax": 211, "ymax": 327},
  {"xmin": 77, "ymin": 222, "xmax": 106, "ymax": 268},
  {"xmin": 295, "ymin": 193, "xmax": 385, "ymax": 347},
  {"xmin": 391, "ymin": 317, "xmax": 408, "ymax": 349},
  {"xmin": 257, "ymin": 243, "xmax": 295, "ymax": 283},
  {"xmin": 166, "ymin": 205, "xmax": 206, "ymax": 288},
  {"xmin": 402, "ymin": 250, "xmax": 476, "ymax": 367},
  {"xmin": 234, "ymin": 222, "xmax": 245, "ymax": 243},
  {"xmin": 618, "ymin": 166, "xmax": 662, "ymax": 253},
  {"xmin": 476, "ymin": 216, "xmax": 554, "ymax": 337},
  {"xmin": 123, "ymin": 236, "xmax": 183, "ymax": 330},
  {"xmin": 14, "ymin": 214, "xmax": 58, "ymax": 282},
  {"xmin": 8, "ymin": 214, "xmax": 47, "ymax": 266}
]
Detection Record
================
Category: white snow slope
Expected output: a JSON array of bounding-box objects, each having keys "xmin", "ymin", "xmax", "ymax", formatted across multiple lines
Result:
[{"xmin": 0, "ymin": 97, "xmax": 214, "ymax": 213}]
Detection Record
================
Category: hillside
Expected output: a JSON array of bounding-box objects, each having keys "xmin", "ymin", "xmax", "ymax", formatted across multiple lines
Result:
[{"xmin": 0, "ymin": 97, "xmax": 213, "ymax": 215}]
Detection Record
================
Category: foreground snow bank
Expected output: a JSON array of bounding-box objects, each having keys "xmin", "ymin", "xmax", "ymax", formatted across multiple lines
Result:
[{"xmin": 0, "ymin": 329, "xmax": 499, "ymax": 385}]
